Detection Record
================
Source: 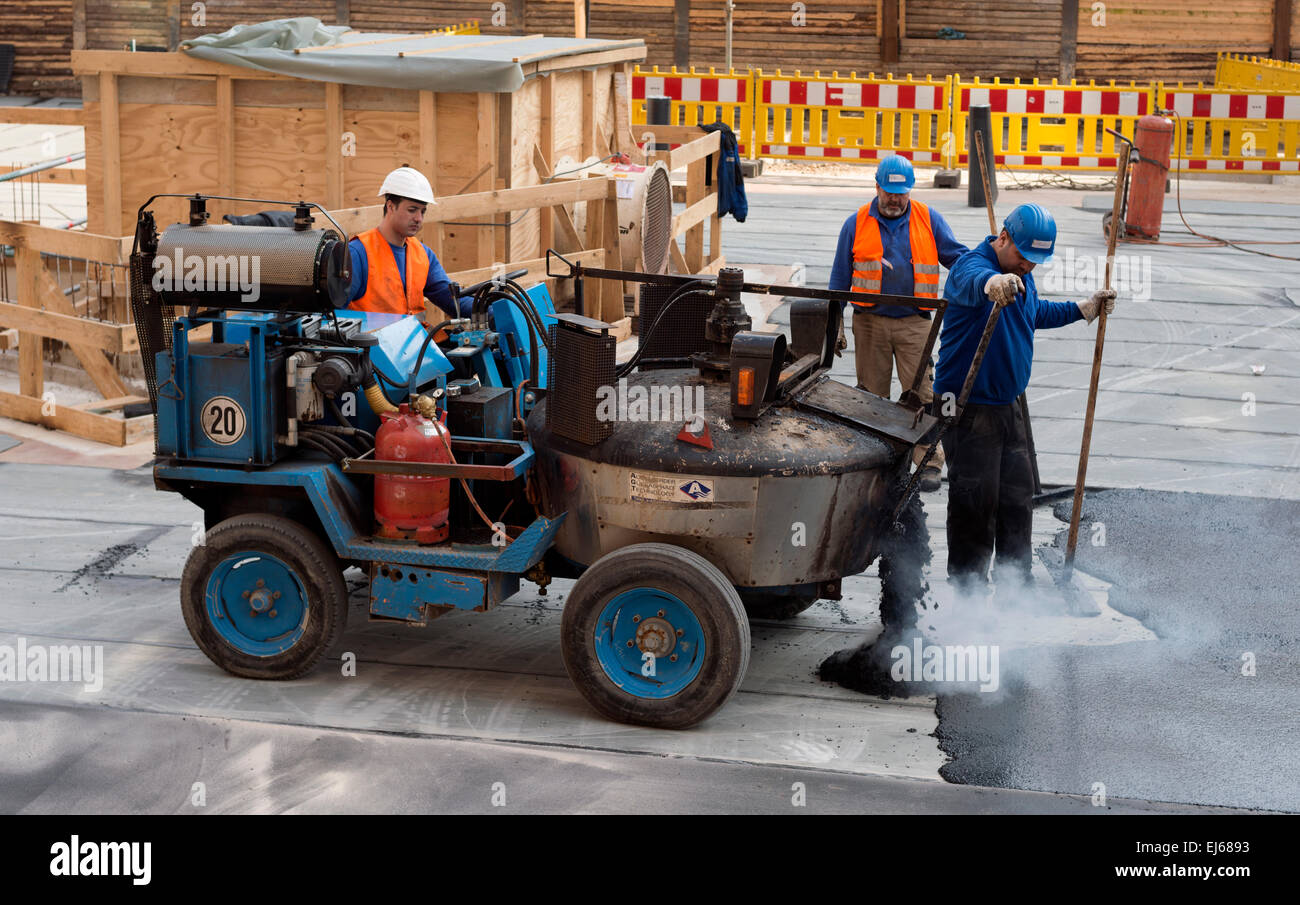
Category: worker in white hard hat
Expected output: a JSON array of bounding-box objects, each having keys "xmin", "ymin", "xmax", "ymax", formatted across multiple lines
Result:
[{"xmin": 347, "ymin": 166, "xmax": 469, "ymax": 318}]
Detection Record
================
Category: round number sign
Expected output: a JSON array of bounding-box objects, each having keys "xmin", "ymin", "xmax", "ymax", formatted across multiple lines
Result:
[{"xmin": 202, "ymin": 396, "xmax": 247, "ymax": 446}]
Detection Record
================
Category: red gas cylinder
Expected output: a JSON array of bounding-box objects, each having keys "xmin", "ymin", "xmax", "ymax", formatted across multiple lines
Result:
[
  {"xmin": 1124, "ymin": 114, "xmax": 1175, "ymax": 240},
  {"xmin": 374, "ymin": 403, "xmax": 452, "ymax": 543}
]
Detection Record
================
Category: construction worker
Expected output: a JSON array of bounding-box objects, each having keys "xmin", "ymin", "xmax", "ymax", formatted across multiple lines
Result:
[
  {"xmin": 347, "ymin": 166, "xmax": 470, "ymax": 319},
  {"xmin": 829, "ymin": 155, "xmax": 968, "ymax": 492},
  {"xmin": 935, "ymin": 203, "xmax": 1115, "ymax": 594}
]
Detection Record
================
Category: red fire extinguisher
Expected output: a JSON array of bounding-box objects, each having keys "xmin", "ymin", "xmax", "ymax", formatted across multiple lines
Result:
[
  {"xmin": 374, "ymin": 402, "xmax": 452, "ymax": 543},
  {"xmin": 1123, "ymin": 114, "xmax": 1174, "ymax": 241}
]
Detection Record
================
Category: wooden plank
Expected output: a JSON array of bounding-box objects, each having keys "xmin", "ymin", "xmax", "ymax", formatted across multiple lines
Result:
[
  {"xmin": 99, "ymin": 72, "xmax": 122, "ymax": 237},
  {"xmin": 0, "ymin": 328, "xmax": 16, "ymax": 351},
  {"xmin": 71, "ymin": 394, "xmax": 148, "ymax": 412},
  {"xmin": 669, "ymin": 131, "xmax": 721, "ymax": 171},
  {"xmin": 698, "ymin": 255, "xmax": 727, "ymax": 276},
  {"xmin": 612, "ymin": 67, "xmax": 634, "ymax": 153},
  {"xmin": 15, "ymin": 247, "xmax": 43, "ymax": 401},
  {"xmin": 538, "ymin": 75, "xmax": 555, "ymax": 255},
  {"xmin": 608, "ymin": 316, "xmax": 632, "ymax": 342},
  {"xmin": 24, "ymin": 168, "xmax": 86, "ymax": 186},
  {"xmin": 672, "ymin": 193, "xmax": 716, "ymax": 239},
  {"xmin": 35, "ymin": 265, "xmax": 130, "ymax": 400},
  {"xmin": 216, "ymin": 75, "xmax": 234, "ymax": 195},
  {"xmin": 325, "ymin": 82, "xmax": 344, "ymax": 210},
  {"xmin": 0, "ymin": 221, "xmax": 125, "ymax": 264},
  {"xmin": 0, "ymin": 302, "xmax": 137, "ymax": 353},
  {"xmin": 71, "ymin": 50, "xmax": 290, "ymax": 79},
  {"xmin": 581, "ymin": 69, "xmax": 596, "ymax": 160},
  {"xmin": 475, "ymin": 93, "xmax": 496, "ymax": 268},
  {"xmin": 419, "ymin": 90, "xmax": 443, "ymax": 259},
  {"xmin": 448, "ymin": 247, "xmax": 604, "ymax": 286},
  {"xmin": 669, "ymin": 238, "xmax": 689, "ymax": 274},
  {"xmin": 0, "ymin": 107, "xmax": 83, "ymax": 126},
  {"xmin": 0, "ymin": 390, "xmax": 129, "ymax": 447}
]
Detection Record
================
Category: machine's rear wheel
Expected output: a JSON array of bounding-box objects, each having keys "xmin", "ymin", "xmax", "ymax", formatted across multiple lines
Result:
[
  {"xmin": 561, "ymin": 543, "xmax": 750, "ymax": 729},
  {"xmin": 181, "ymin": 514, "xmax": 348, "ymax": 679}
]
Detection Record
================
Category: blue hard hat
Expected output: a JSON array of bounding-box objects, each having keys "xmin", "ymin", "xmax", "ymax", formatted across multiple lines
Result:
[
  {"xmin": 1003, "ymin": 203, "xmax": 1056, "ymax": 263},
  {"xmin": 875, "ymin": 156, "xmax": 915, "ymax": 193}
]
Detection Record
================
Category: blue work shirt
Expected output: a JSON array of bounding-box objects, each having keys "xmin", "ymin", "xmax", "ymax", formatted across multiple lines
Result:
[
  {"xmin": 934, "ymin": 236, "xmax": 1085, "ymax": 406},
  {"xmin": 828, "ymin": 198, "xmax": 969, "ymax": 317},
  {"xmin": 346, "ymin": 237, "xmax": 472, "ymax": 318}
]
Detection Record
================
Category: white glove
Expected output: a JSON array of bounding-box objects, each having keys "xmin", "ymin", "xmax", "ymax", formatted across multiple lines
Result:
[
  {"xmin": 1077, "ymin": 289, "xmax": 1117, "ymax": 324},
  {"xmin": 984, "ymin": 273, "xmax": 1024, "ymax": 307}
]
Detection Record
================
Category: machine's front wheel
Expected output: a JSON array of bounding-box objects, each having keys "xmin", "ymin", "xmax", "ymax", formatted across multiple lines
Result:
[
  {"xmin": 561, "ymin": 544, "xmax": 750, "ymax": 729},
  {"xmin": 181, "ymin": 514, "xmax": 348, "ymax": 679}
]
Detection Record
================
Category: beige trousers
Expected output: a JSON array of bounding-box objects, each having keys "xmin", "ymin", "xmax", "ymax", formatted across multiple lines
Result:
[{"xmin": 852, "ymin": 308, "xmax": 946, "ymax": 470}]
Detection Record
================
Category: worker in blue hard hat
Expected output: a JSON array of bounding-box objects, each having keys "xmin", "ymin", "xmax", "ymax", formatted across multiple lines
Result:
[
  {"xmin": 934, "ymin": 202, "xmax": 1116, "ymax": 595},
  {"xmin": 828, "ymin": 154, "xmax": 969, "ymax": 492}
]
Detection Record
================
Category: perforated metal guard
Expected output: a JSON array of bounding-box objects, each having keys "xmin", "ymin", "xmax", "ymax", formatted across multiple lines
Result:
[
  {"xmin": 641, "ymin": 165, "xmax": 673, "ymax": 274},
  {"xmin": 637, "ymin": 282, "xmax": 713, "ymax": 368},
  {"xmin": 546, "ymin": 321, "xmax": 615, "ymax": 445},
  {"xmin": 129, "ymin": 250, "xmax": 175, "ymax": 450}
]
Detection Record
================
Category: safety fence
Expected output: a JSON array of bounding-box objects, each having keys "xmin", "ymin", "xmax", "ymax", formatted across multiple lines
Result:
[
  {"xmin": 1215, "ymin": 52, "xmax": 1300, "ymax": 93},
  {"xmin": 631, "ymin": 65, "xmax": 1300, "ymax": 174}
]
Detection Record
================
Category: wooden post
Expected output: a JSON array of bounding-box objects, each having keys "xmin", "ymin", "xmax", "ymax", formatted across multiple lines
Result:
[
  {"xmin": 99, "ymin": 72, "xmax": 122, "ymax": 237},
  {"xmin": 216, "ymin": 75, "xmax": 234, "ymax": 195},
  {"xmin": 685, "ymin": 157, "xmax": 705, "ymax": 271},
  {"xmin": 674, "ymin": 0, "xmax": 691, "ymax": 68},
  {"xmin": 497, "ymin": 91, "xmax": 514, "ymax": 260},
  {"xmin": 335, "ymin": 0, "xmax": 350, "ymax": 26},
  {"xmin": 1061, "ymin": 0, "xmax": 1079, "ymax": 81},
  {"xmin": 324, "ymin": 82, "xmax": 344, "ymax": 211},
  {"xmin": 575, "ymin": 0, "xmax": 587, "ymax": 39},
  {"xmin": 881, "ymin": 0, "xmax": 899, "ymax": 67},
  {"xmin": 601, "ymin": 195, "xmax": 621, "ymax": 321},
  {"xmin": 72, "ymin": 0, "xmax": 86, "ymax": 51},
  {"xmin": 166, "ymin": 0, "xmax": 180, "ymax": 51},
  {"xmin": 539, "ymin": 75, "xmax": 555, "ymax": 257},
  {"xmin": 1275, "ymin": 0, "xmax": 1293, "ymax": 62},
  {"xmin": 15, "ymin": 246, "xmax": 43, "ymax": 402}
]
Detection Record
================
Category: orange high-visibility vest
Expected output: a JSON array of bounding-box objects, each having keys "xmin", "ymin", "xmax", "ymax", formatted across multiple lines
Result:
[
  {"xmin": 850, "ymin": 200, "xmax": 941, "ymax": 304},
  {"xmin": 353, "ymin": 228, "xmax": 430, "ymax": 316}
]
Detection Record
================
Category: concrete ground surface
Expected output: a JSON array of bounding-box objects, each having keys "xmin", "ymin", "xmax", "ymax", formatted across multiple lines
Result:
[{"xmin": 1, "ymin": 158, "xmax": 1297, "ymax": 813}]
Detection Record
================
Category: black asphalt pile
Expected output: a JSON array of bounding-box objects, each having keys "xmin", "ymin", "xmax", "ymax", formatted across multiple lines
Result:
[{"xmin": 936, "ymin": 489, "xmax": 1300, "ymax": 812}]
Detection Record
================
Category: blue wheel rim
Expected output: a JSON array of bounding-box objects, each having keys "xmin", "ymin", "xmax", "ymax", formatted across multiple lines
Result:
[
  {"xmin": 204, "ymin": 551, "xmax": 310, "ymax": 657},
  {"xmin": 593, "ymin": 588, "xmax": 705, "ymax": 699}
]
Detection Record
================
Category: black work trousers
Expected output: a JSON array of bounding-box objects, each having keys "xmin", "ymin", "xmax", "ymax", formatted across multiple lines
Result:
[{"xmin": 941, "ymin": 402, "xmax": 1035, "ymax": 589}]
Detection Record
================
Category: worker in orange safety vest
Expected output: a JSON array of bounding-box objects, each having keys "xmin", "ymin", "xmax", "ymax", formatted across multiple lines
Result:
[{"xmin": 346, "ymin": 166, "xmax": 470, "ymax": 319}]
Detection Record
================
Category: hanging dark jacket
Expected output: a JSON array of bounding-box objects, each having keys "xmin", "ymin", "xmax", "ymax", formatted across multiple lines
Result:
[{"xmin": 700, "ymin": 120, "xmax": 748, "ymax": 223}]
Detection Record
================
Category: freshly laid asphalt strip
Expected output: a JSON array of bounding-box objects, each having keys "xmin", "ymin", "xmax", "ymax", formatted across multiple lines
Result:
[{"xmin": 935, "ymin": 489, "xmax": 1300, "ymax": 812}]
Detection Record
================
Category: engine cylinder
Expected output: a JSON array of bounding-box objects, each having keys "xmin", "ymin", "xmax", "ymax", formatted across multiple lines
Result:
[{"xmin": 374, "ymin": 403, "xmax": 452, "ymax": 543}]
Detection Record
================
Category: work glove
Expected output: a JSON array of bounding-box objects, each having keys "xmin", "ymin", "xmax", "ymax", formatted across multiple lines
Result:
[
  {"xmin": 1077, "ymin": 289, "xmax": 1117, "ymax": 324},
  {"xmin": 984, "ymin": 273, "xmax": 1024, "ymax": 307},
  {"xmin": 835, "ymin": 316, "xmax": 847, "ymax": 357}
]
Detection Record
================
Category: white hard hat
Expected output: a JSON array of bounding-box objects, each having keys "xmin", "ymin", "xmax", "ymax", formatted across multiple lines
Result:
[{"xmin": 379, "ymin": 166, "xmax": 436, "ymax": 205}]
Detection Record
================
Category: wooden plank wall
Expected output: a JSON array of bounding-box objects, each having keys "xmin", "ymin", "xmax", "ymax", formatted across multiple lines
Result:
[
  {"xmin": 10, "ymin": 1, "xmax": 1299, "ymax": 98},
  {"xmin": 4, "ymin": 0, "xmax": 77, "ymax": 95},
  {"xmin": 1075, "ymin": 0, "xmax": 1277, "ymax": 83}
]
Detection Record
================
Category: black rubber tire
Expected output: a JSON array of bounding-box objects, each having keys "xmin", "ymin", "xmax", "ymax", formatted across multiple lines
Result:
[
  {"xmin": 561, "ymin": 543, "xmax": 751, "ymax": 729},
  {"xmin": 740, "ymin": 591, "xmax": 819, "ymax": 620},
  {"xmin": 180, "ymin": 514, "xmax": 349, "ymax": 680}
]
